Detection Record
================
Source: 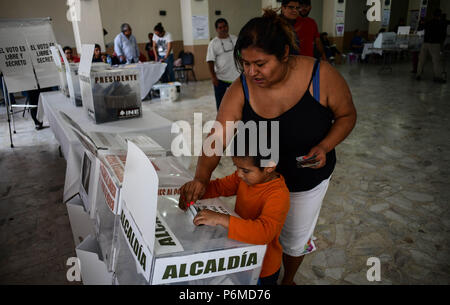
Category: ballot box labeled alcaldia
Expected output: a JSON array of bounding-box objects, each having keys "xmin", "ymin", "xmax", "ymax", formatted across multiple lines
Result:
[
  {"xmin": 114, "ymin": 196, "xmax": 266, "ymax": 285},
  {"xmin": 78, "ymin": 44, "xmax": 142, "ymax": 124},
  {"xmin": 95, "ymin": 154, "xmax": 193, "ymax": 272},
  {"xmin": 109, "ymin": 142, "xmax": 266, "ymax": 285}
]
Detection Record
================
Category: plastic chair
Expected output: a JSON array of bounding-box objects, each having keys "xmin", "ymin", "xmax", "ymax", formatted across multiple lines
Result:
[{"xmin": 173, "ymin": 52, "xmax": 197, "ymax": 83}]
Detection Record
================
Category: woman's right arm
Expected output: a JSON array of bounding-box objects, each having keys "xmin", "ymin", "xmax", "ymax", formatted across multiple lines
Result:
[{"xmin": 179, "ymin": 78, "xmax": 245, "ymax": 210}]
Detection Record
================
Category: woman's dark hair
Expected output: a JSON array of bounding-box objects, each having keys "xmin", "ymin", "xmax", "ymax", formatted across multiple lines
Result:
[
  {"xmin": 154, "ymin": 22, "xmax": 165, "ymax": 33},
  {"xmin": 233, "ymin": 9, "xmax": 298, "ymax": 72},
  {"xmin": 94, "ymin": 44, "xmax": 101, "ymax": 50}
]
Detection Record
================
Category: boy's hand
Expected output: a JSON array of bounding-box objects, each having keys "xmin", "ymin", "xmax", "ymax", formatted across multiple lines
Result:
[{"xmin": 193, "ymin": 210, "xmax": 229, "ymax": 228}]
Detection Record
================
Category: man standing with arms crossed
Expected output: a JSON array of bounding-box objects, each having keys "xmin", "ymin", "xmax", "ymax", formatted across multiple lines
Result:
[
  {"xmin": 206, "ymin": 18, "xmax": 240, "ymax": 110},
  {"xmin": 295, "ymin": 0, "xmax": 326, "ymax": 60}
]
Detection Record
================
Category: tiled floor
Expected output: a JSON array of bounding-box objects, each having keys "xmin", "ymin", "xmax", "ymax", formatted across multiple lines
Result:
[{"xmin": 1, "ymin": 59, "xmax": 449, "ymax": 284}]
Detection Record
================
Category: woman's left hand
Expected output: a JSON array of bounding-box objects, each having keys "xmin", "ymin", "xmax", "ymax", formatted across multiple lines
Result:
[{"xmin": 304, "ymin": 145, "xmax": 327, "ymax": 169}]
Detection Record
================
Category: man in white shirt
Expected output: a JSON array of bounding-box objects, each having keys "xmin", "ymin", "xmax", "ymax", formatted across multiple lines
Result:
[
  {"xmin": 114, "ymin": 23, "xmax": 140, "ymax": 64},
  {"xmin": 206, "ymin": 18, "xmax": 240, "ymax": 110}
]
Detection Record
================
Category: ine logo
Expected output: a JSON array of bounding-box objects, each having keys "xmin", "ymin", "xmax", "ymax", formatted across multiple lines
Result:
[
  {"xmin": 366, "ymin": 257, "xmax": 381, "ymax": 282},
  {"xmin": 66, "ymin": 257, "xmax": 81, "ymax": 282},
  {"xmin": 366, "ymin": 0, "xmax": 382, "ymax": 22}
]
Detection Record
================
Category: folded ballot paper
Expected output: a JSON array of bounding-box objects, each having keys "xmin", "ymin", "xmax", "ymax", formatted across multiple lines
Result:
[{"xmin": 187, "ymin": 198, "xmax": 240, "ymax": 220}]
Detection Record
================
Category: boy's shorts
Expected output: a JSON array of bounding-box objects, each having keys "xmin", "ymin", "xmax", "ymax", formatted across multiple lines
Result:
[{"xmin": 280, "ymin": 177, "xmax": 331, "ymax": 257}]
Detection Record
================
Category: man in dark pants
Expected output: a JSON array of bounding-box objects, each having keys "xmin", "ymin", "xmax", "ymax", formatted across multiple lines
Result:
[
  {"xmin": 416, "ymin": 9, "xmax": 447, "ymax": 83},
  {"xmin": 27, "ymin": 87, "xmax": 54, "ymax": 130},
  {"xmin": 206, "ymin": 18, "xmax": 240, "ymax": 110}
]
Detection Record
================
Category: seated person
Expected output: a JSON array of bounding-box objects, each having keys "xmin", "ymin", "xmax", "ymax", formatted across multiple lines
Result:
[
  {"xmin": 320, "ymin": 32, "xmax": 341, "ymax": 61},
  {"xmin": 63, "ymin": 46, "xmax": 80, "ymax": 63},
  {"xmin": 145, "ymin": 33, "xmax": 156, "ymax": 61},
  {"xmin": 180, "ymin": 140, "xmax": 290, "ymax": 286},
  {"xmin": 350, "ymin": 30, "xmax": 364, "ymax": 54},
  {"xmin": 92, "ymin": 44, "xmax": 106, "ymax": 63}
]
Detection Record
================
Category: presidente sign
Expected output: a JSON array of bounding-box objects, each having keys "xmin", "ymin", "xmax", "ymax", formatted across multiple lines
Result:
[{"xmin": 152, "ymin": 245, "xmax": 266, "ymax": 285}]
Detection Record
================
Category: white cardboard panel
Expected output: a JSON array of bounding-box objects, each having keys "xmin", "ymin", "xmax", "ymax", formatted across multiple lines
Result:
[
  {"xmin": 75, "ymin": 234, "xmax": 113, "ymax": 285},
  {"xmin": 66, "ymin": 195, "xmax": 95, "ymax": 247}
]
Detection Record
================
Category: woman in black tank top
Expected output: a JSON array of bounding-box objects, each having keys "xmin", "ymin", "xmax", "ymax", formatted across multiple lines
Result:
[{"xmin": 179, "ymin": 9, "xmax": 356, "ymax": 285}]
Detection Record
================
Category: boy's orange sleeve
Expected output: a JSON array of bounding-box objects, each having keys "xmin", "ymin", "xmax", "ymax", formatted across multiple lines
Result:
[
  {"xmin": 202, "ymin": 171, "xmax": 240, "ymax": 199},
  {"xmin": 228, "ymin": 189, "xmax": 290, "ymax": 245}
]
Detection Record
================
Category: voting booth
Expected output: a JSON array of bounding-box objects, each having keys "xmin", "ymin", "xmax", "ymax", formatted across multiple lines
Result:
[
  {"xmin": 60, "ymin": 112, "xmax": 267, "ymax": 285},
  {"xmin": 110, "ymin": 142, "xmax": 266, "ymax": 285},
  {"xmin": 0, "ymin": 17, "xmax": 59, "ymax": 147}
]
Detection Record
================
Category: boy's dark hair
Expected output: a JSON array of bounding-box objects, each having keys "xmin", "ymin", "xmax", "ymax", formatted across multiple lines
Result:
[
  {"xmin": 215, "ymin": 18, "xmax": 228, "ymax": 29},
  {"xmin": 232, "ymin": 144, "xmax": 264, "ymax": 170},
  {"xmin": 234, "ymin": 9, "xmax": 298, "ymax": 72},
  {"xmin": 62, "ymin": 46, "xmax": 72, "ymax": 53},
  {"xmin": 231, "ymin": 130, "xmax": 268, "ymax": 170}
]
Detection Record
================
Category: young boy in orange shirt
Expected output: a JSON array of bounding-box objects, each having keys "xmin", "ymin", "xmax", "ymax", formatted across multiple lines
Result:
[{"xmin": 180, "ymin": 151, "xmax": 290, "ymax": 285}]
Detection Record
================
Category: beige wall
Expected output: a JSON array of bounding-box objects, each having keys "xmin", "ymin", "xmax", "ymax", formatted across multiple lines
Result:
[
  {"xmin": 310, "ymin": 0, "xmax": 324, "ymax": 32},
  {"xmin": 99, "ymin": 0, "xmax": 183, "ymax": 47},
  {"xmin": 208, "ymin": 0, "xmax": 262, "ymax": 38},
  {"xmin": 0, "ymin": 0, "xmax": 76, "ymax": 48},
  {"xmin": 345, "ymin": 0, "xmax": 369, "ymax": 33}
]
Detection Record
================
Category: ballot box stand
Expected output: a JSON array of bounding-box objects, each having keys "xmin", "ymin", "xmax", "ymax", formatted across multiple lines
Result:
[{"xmin": 113, "ymin": 195, "xmax": 265, "ymax": 285}]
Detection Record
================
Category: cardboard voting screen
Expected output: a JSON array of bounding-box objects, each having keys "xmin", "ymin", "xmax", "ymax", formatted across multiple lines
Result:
[
  {"xmin": 0, "ymin": 18, "xmax": 58, "ymax": 93},
  {"xmin": 0, "ymin": 22, "xmax": 37, "ymax": 92},
  {"xmin": 119, "ymin": 141, "xmax": 159, "ymax": 281}
]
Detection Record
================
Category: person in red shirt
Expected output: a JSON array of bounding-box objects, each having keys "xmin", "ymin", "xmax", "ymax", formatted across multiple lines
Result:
[
  {"xmin": 181, "ymin": 147, "xmax": 290, "ymax": 285},
  {"xmin": 294, "ymin": 0, "xmax": 326, "ymax": 60},
  {"xmin": 62, "ymin": 46, "xmax": 80, "ymax": 63}
]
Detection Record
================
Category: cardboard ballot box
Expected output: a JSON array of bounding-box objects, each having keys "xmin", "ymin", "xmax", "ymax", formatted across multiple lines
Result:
[
  {"xmin": 68, "ymin": 62, "xmax": 109, "ymax": 107},
  {"xmin": 80, "ymin": 68, "xmax": 141, "ymax": 124},
  {"xmin": 113, "ymin": 196, "xmax": 266, "ymax": 285},
  {"xmin": 152, "ymin": 82, "xmax": 181, "ymax": 102},
  {"xmin": 78, "ymin": 44, "xmax": 142, "ymax": 124},
  {"xmin": 81, "ymin": 141, "xmax": 266, "ymax": 285},
  {"xmin": 107, "ymin": 142, "xmax": 266, "ymax": 285},
  {"xmin": 95, "ymin": 155, "xmax": 193, "ymax": 272}
]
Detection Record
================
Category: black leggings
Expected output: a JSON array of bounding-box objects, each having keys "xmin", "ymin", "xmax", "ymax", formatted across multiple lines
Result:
[
  {"xmin": 27, "ymin": 87, "xmax": 54, "ymax": 125},
  {"xmin": 258, "ymin": 269, "xmax": 280, "ymax": 286}
]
